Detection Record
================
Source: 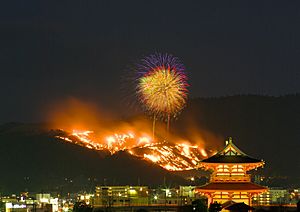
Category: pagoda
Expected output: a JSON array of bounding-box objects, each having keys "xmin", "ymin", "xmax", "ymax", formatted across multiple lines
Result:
[{"xmin": 196, "ymin": 137, "xmax": 267, "ymax": 206}]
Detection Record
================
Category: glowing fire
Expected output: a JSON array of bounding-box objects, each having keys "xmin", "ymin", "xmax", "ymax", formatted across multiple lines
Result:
[{"xmin": 56, "ymin": 130, "xmax": 208, "ymax": 171}]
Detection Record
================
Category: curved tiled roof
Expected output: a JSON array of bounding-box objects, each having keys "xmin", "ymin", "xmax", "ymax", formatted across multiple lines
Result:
[
  {"xmin": 197, "ymin": 182, "xmax": 267, "ymax": 191},
  {"xmin": 201, "ymin": 138, "xmax": 263, "ymax": 164},
  {"xmin": 201, "ymin": 154, "xmax": 262, "ymax": 163}
]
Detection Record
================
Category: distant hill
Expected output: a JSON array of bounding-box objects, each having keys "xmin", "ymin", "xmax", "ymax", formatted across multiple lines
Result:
[
  {"xmin": 0, "ymin": 95, "xmax": 299, "ymax": 193},
  {"xmin": 174, "ymin": 94, "xmax": 300, "ymax": 183},
  {"xmin": 0, "ymin": 124, "xmax": 187, "ymax": 194}
]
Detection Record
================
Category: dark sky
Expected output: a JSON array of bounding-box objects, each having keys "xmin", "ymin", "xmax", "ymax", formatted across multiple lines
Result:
[{"xmin": 0, "ymin": 1, "xmax": 299, "ymax": 122}]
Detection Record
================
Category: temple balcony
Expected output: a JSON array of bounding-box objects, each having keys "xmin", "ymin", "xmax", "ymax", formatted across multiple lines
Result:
[{"xmin": 211, "ymin": 173, "xmax": 251, "ymax": 182}]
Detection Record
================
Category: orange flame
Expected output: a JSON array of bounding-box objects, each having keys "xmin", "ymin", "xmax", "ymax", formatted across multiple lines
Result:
[{"xmin": 56, "ymin": 129, "xmax": 209, "ymax": 171}]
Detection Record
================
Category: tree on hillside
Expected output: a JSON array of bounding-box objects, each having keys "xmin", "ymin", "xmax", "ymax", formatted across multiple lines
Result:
[{"xmin": 73, "ymin": 201, "xmax": 93, "ymax": 212}]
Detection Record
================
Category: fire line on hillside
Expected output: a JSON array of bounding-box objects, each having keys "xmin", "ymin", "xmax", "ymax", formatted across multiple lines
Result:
[{"xmin": 55, "ymin": 129, "xmax": 209, "ymax": 171}]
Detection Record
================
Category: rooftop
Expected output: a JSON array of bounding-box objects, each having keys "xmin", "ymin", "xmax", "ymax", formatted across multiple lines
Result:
[
  {"xmin": 201, "ymin": 137, "xmax": 263, "ymax": 164},
  {"xmin": 197, "ymin": 182, "xmax": 267, "ymax": 192}
]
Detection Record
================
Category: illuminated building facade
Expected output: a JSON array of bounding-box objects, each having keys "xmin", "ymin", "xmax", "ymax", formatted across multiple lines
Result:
[
  {"xmin": 253, "ymin": 188, "xmax": 298, "ymax": 205},
  {"xmin": 197, "ymin": 138, "xmax": 267, "ymax": 206},
  {"xmin": 94, "ymin": 186, "xmax": 149, "ymax": 207},
  {"xmin": 93, "ymin": 186, "xmax": 203, "ymax": 208}
]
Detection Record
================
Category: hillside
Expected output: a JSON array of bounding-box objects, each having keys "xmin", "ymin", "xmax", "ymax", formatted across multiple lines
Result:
[
  {"xmin": 0, "ymin": 95, "xmax": 299, "ymax": 193},
  {"xmin": 0, "ymin": 125, "xmax": 187, "ymax": 194}
]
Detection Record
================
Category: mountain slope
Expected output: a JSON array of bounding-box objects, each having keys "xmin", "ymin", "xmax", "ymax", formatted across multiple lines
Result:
[
  {"xmin": 0, "ymin": 127, "xmax": 187, "ymax": 194},
  {"xmin": 0, "ymin": 95, "xmax": 299, "ymax": 193}
]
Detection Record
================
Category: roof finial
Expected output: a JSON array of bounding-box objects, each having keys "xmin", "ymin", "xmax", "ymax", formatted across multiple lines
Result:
[{"xmin": 225, "ymin": 137, "xmax": 233, "ymax": 145}]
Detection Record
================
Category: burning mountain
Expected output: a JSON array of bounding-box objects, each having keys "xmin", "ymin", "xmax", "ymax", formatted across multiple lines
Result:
[
  {"xmin": 45, "ymin": 98, "xmax": 217, "ymax": 171},
  {"xmin": 55, "ymin": 129, "xmax": 209, "ymax": 171}
]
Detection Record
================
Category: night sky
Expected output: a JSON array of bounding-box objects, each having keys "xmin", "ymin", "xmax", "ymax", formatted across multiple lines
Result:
[{"xmin": 1, "ymin": 1, "xmax": 299, "ymax": 123}]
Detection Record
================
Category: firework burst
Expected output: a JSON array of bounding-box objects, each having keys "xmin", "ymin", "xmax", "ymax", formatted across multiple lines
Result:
[{"xmin": 135, "ymin": 53, "xmax": 189, "ymax": 121}]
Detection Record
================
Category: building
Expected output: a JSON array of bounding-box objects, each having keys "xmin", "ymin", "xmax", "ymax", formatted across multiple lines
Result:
[
  {"xmin": 196, "ymin": 138, "xmax": 267, "ymax": 206},
  {"xmin": 1, "ymin": 194, "xmax": 36, "ymax": 212},
  {"xmin": 94, "ymin": 186, "xmax": 149, "ymax": 207},
  {"xmin": 149, "ymin": 188, "xmax": 179, "ymax": 205},
  {"xmin": 253, "ymin": 188, "xmax": 296, "ymax": 205},
  {"xmin": 253, "ymin": 190, "xmax": 271, "ymax": 205},
  {"xmin": 93, "ymin": 186, "xmax": 204, "ymax": 208},
  {"xmin": 149, "ymin": 186, "xmax": 201, "ymax": 206}
]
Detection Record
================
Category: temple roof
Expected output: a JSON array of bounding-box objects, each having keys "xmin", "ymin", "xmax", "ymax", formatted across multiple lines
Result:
[
  {"xmin": 197, "ymin": 182, "xmax": 267, "ymax": 191},
  {"xmin": 201, "ymin": 137, "xmax": 263, "ymax": 164}
]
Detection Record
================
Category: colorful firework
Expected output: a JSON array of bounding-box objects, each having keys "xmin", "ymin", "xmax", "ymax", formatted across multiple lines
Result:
[{"xmin": 135, "ymin": 53, "xmax": 189, "ymax": 121}]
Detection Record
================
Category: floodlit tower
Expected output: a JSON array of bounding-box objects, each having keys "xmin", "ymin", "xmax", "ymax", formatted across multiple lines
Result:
[{"xmin": 196, "ymin": 137, "xmax": 267, "ymax": 206}]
